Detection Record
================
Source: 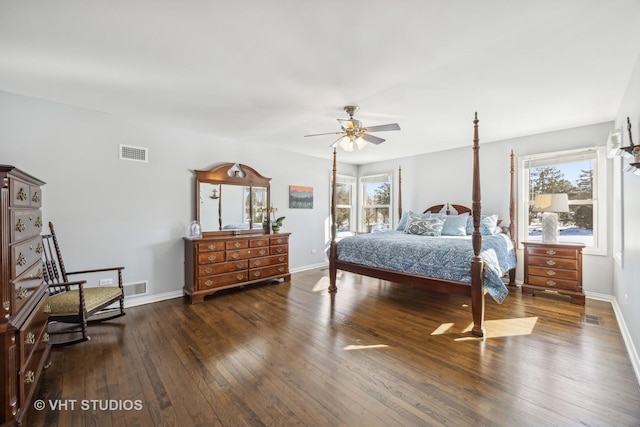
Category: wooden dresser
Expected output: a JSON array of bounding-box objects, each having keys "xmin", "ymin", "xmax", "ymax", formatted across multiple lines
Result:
[
  {"xmin": 521, "ymin": 241, "xmax": 585, "ymax": 305},
  {"xmin": 1, "ymin": 165, "xmax": 50, "ymax": 426},
  {"xmin": 184, "ymin": 233, "xmax": 291, "ymax": 304}
]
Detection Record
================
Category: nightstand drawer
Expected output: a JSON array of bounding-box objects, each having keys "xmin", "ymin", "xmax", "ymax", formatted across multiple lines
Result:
[
  {"xmin": 527, "ymin": 275, "xmax": 579, "ymax": 291},
  {"xmin": 526, "ymin": 246, "xmax": 577, "ymax": 259},
  {"xmin": 527, "ymin": 255, "xmax": 577, "ymax": 270},
  {"xmin": 528, "ymin": 266, "xmax": 578, "ymax": 281}
]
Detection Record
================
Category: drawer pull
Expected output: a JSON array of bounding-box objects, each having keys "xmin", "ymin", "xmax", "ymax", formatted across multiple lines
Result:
[
  {"xmin": 205, "ymin": 268, "xmax": 212, "ymax": 274},
  {"xmin": 546, "ymin": 260, "xmax": 556, "ymax": 266},
  {"xmin": 547, "ymin": 280, "xmax": 557, "ymax": 286},
  {"xmin": 35, "ymin": 269, "xmax": 43, "ymax": 279},
  {"xmin": 276, "ymin": 238, "xmax": 283, "ymax": 244},
  {"xmin": 278, "ymin": 257, "xmax": 284, "ymax": 262},
  {"xmin": 43, "ymin": 333, "xmax": 50, "ymax": 343},
  {"xmin": 253, "ymin": 271, "xmax": 261, "ymax": 277},
  {"xmin": 231, "ymin": 253, "xmax": 239, "ymax": 259},
  {"xmin": 208, "ymin": 244, "xmax": 215, "ymax": 250},
  {"xmin": 545, "ymin": 249, "xmax": 556, "ymax": 255},
  {"xmin": 17, "ymin": 253, "xmax": 27, "ymax": 266},
  {"xmin": 208, "ymin": 254, "xmax": 217, "ymax": 262},
  {"xmin": 546, "ymin": 270, "xmax": 557, "ymax": 276},
  {"xmin": 32, "ymin": 191, "xmax": 40, "ymax": 203},
  {"xmin": 278, "ymin": 267, "xmax": 284, "ymax": 272},
  {"xmin": 36, "ymin": 243, "xmax": 43, "ymax": 254},
  {"xmin": 25, "ymin": 332, "xmax": 35, "ymax": 345},
  {"xmin": 254, "ymin": 260, "xmax": 261, "ymax": 266},
  {"xmin": 44, "ymin": 303, "xmax": 51, "ymax": 313},
  {"xmin": 17, "ymin": 187, "xmax": 28, "ymax": 201},
  {"xmin": 24, "ymin": 370, "xmax": 35, "ymax": 384},
  {"xmin": 204, "ymin": 280, "xmax": 213, "ymax": 287},
  {"xmin": 35, "ymin": 216, "xmax": 43, "ymax": 228},
  {"xmin": 16, "ymin": 218, "xmax": 26, "ymax": 232},
  {"xmin": 16, "ymin": 287, "xmax": 27, "ymax": 299},
  {"xmin": 236, "ymin": 274, "xmax": 244, "ymax": 281},
  {"xmin": 236, "ymin": 263, "xmax": 243, "ymax": 269},
  {"xmin": 276, "ymin": 248, "xmax": 283, "ymax": 253},
  {"xmin": 259, "ymin": 249, "xmax": 266, "ymax": 256},
  {"xmin": 234, "ymin": 242, "xmax": 241, "ymax": 248},
  {"xmin": 257, "ymin": 241, "xmax": 264, "ymax": 246}
]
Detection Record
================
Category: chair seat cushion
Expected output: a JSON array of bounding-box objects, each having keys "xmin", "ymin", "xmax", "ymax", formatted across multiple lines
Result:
[{"xmin": 49, "ymin": 286, "xmax": 123, "ymax": 315}]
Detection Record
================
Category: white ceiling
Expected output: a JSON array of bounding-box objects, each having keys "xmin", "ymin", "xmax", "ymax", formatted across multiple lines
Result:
[{"xmin": 2, "ymin": 1, "xmax": 640, "ymax": 164}]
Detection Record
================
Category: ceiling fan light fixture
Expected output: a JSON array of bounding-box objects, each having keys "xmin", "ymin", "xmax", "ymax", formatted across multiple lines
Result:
[
  {"xmin": 355, "ymin": 136, "xmax": 367, "ymax": 150},
  {"xmin": 339, "ymin": 136, "xmax": 353, "ymax": 152}
]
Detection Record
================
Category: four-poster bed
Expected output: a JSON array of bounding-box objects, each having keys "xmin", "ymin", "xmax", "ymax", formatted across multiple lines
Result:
[{"xmin": 328, "ymin": 113, "xmax": 517, "ymax": 337}]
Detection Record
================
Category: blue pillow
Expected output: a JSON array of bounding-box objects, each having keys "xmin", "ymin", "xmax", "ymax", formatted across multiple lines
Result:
[
  {"xmin": 404, "ymin": 217, "xmax": 444, "ymax": 236},
  {"xmin": 441, "ymin": 213, "xmax": 469, "ymax": 236},
  {"xmin": 466, "ymin": 214, "xmax": 500, "ymax": 235}
]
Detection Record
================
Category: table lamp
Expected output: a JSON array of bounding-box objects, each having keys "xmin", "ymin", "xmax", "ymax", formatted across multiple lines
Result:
[{"xmin": 533, "ymin": 193, "xmax": 569, "ymax": 243}]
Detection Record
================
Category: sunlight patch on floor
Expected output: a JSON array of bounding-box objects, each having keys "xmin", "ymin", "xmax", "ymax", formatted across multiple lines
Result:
[
  {"xmin": 312, "ymin": 277, "xmax": 330, "ymax": 292},
  {"xmin": 343, "ymin": 344, "xmax": 389, "ymax": 351},
  {"xmin": 431, "ymin": 323, "xmax": 455, "ymax": 335},
  {"xmin": 458, "ymin": 317, "xmax": 538, "ymax": 339}
]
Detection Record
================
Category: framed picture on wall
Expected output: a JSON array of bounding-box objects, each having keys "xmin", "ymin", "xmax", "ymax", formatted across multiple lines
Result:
[{"xmin": 289, "ymin": 185, "xmax": 313, "ymax": 209}]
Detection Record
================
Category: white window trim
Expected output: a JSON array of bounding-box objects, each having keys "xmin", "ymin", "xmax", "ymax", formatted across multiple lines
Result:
[
  {"xmin": 359, "ymin": 172, "xmax": 393, "ymax": 232},
  {"xmin": 334, "ymin": 174, "xmax": 356, "ymax": 237},
  {"xmin": 518, "ymin": 146, "xmax": 607, "ymax": 256}
]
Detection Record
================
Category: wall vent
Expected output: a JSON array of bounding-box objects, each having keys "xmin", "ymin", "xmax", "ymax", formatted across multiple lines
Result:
[
  {"xmin": 124, "ymin": 280, "xmax": 148, "ymax": 297},
  {"xmin": 119, "ymin": 144, "xmax": 148, "ymax": 163}
]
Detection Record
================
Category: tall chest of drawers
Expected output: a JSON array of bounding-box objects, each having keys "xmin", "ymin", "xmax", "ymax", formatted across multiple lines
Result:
[
  {"xmin": 184, "ymin": 233, "xmax": 291, "ymax": 304},
  {"xmin": 521, "ymin": 241, "xmax": 585, "ymax": 305},
  {"xmin": 1, "ymin": 165, "xmax": 50, "ymax": 426}
]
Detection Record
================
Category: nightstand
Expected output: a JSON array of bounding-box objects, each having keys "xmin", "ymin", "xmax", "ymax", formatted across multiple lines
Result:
[{"xmin": 521, "ymin": 241, "xmax": 585, "ymax": 305}]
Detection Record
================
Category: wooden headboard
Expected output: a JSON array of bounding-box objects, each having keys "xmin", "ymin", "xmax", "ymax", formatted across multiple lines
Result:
[{"xmin": 423, "ymin": 203, "xmax": 472, "ymax": 215}]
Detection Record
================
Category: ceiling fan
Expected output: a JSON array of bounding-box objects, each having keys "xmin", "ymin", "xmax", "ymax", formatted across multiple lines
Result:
[{"xmin": 304, "ymin": 106, "xmax": 401, "ymax": 151}]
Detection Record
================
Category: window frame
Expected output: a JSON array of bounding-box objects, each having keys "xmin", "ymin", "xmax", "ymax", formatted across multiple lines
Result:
[
  {"xmin": 518, "ymin": 146, "xmax": 607, "ymax": 256},
  {"xmin": 359, "ymin": 172, "xmax": 393, "ymax": 233},
  {"xmin": 332, "ymin": 174, "xmax": 356, "ymax": 236}
]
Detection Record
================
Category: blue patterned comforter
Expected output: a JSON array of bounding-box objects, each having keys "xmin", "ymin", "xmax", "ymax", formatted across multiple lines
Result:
[{"xmin": 336, "ymin": 231, "xmax": 516, "ymax": 303}]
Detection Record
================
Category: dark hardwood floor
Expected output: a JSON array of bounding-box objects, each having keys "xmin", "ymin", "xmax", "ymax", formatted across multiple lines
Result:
[{"xmin": 28, "ymin": 268, "xmax": 640, "ymax": 426}]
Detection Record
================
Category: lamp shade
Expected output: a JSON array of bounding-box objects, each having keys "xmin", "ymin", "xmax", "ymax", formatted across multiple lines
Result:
[{"xmin": 533, "ymin": 193, "xmax": 569, "ymax": 213}]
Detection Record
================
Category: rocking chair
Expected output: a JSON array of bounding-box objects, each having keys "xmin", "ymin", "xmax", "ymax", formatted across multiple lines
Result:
[{"xmin": 42, "ymin": 222, "xmax": 125, "ymax": 345}]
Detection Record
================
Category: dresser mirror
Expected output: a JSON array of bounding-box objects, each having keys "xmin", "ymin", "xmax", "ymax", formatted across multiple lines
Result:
[{"xmin": 195, "ymin": 163, "xmax": 271, "ymax": 236}]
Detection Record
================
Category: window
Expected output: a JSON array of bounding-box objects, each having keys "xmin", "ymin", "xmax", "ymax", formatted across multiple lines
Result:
[
  {"xmin": 360, "ymin": 172, "xmax": 392, "ymax": 233},
  {"xmin": 519, "ymin": 147, "xmax": 607, "ymax": 255},
  {"xmin": 243, "ymin": 186, "xmax": 267, "ymax": 225},
  {"xmin": 332, "ymin": 175, "xmax": 355, "ymax": 235}
]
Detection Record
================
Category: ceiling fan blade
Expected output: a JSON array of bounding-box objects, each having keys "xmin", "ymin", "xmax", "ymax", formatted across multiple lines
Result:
[
  {"xmin": 361, "ymin": 133, "xmax": 385, "ymax": 145},
  {"xmin": 328, "ymin": 136, "xmax": 345, "ymax": 148},
  {"xmin": 364, "ymin": 123, "xmax": 401, "ymax": 132},
  {"xmin": 304, "ymin": 131, "xmax": 343, "ymax": 137}
]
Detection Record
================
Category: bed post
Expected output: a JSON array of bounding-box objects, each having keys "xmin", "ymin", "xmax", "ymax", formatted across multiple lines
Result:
[
  {"xmin": 508, "ymin": 149, "xmax": 517, "ymax": 286},
  {"xmin": 398, "ymin": 166, "xmax": 403, "ymax": 222},
  {"xmin": 329, "ymin": 146, "xmax": 338, "ymax": 293},
  {"xmin": 470, "ymin": 112, "xmax": 485, "ymax": 337}
]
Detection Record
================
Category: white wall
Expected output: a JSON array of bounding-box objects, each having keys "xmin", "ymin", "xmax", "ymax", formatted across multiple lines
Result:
[
  {"xmin": 359, "ymin": 120, "xmax": 614, "ymax": 295},
  {"xmin": 613, "ymin": 53, "xmax": 640, "ymax": 378},
  {"xmin": 0, "ymin": 91, "xmax": 356, "ymax": 301}
]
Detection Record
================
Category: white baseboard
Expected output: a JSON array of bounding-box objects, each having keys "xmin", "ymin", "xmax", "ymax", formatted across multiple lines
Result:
[
  {"xmin": 290, "ymin": 262, "xmax": 328, "ymax": 274},
  {"xmin": 124, "ymin": 290, "xmax": 183, "ymax": 308},
  {"xmin": 608, "ymin": 297, "xmax": 640, "ymax": 386}
]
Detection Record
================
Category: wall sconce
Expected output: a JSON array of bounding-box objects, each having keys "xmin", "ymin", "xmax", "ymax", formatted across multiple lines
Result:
[
  {"xmin": 210, "ymin": 185, "xmax": 220, "ymax": 199},
  {"xmin": 606, "ymin": 128, "xmax": 622, "ymax": 158},
  {"xmin": 616, "ymin": 117, "xmax": 636, "ymax": 159},
  {"xmin": 621, "ymin": 117, "xmax": 640, "ymax": 175},
  {"xmin": 533, "ymin": 193, "xmax": 569, "ymax": 243}
]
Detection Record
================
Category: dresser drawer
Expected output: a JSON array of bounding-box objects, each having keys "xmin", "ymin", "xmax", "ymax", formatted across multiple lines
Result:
[
  {"xmin": 270, "ymin": 236, "xmax": 288, "ymax": 245},
  {"xmin": 11, "ymin": 236, "xmax": 44, "ymax": 279},
  {"xmin": 226, "ymin": 240, "xmax": 248, "ymax": 250},
  {"xmin": 11, "ymin": 210, "xmax": 43, "ymax": 242},
  {"xmin": 9, "ymin": 178, "xmax": 36, "ymax": 208},
  {"xmin": 197, "ymin": 241, "xmax": 225, "ymax": 252},
  {"xmin": 19, "ymin": 293, "xmax": 49, "ymax": 367},
  {"xmin": 270, "ymin": 245, "xmax": 287, "ymax": 255},
  {"xmin": 249, "ymin": 264, "xmax": 288, "ymax": 280},
  {"xmin": 12, "ymin": 264, "xmax": 44, "ymax": 316},
  {"xmin": 249, "ymin": 238, "xmax": 269, "ymax": 248},
  {"xmin": 527, "ymin": 255, "xmax": 577, "ymax": 270},
  {"xmin": 226, "ymin": 249, "xmax": 254, "ymax": 261},
  {"xmin": 18, "ymin": 329, "xmax": 48, "ymax": 420},
  {"xmin": 249, "ymin": 254, "xmax": 287, "ymax": 269},
  {"xmin": 197, "ymin": 251, "xmax": 225, "ymax": 265},
  {"xmin": 527, "ymin": 275, "xmax": 579, "ymax": 291},
  {"xmin": 526, "ymin": 246, "xmax": 577, "ymax": 259},
  {"xmin": 198, "ymin": 271, "xmax": 248, "ymax": 290},
  {"xmin": 198, "ymin": 260, "xmax": 247, "ymax": 276},
  {"xmin": 528, "ymin": 266, "xmax": 577, "ymax": 281}
]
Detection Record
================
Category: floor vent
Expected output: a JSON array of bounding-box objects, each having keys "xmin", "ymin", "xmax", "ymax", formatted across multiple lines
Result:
[
  {"xmin": 119, "ymin": 144, "xmax": 148, "ymax": 163},
  {"xmin": 124, "ymin": 281, "xmax": 148, "ymax": 297},
  {"xmin": 582, "ymin": 314, "xmax": 601, "ymax": 326}
]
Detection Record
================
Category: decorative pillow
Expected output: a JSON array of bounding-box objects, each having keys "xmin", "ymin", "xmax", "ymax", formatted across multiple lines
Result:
[
  {"xmin": 397, "ymin": 211, "xmax": 445, "ymax": 231},
  {"xmin": 466, "ymin": 214, "xmax": 500, "ymax": 235},
  {"xmin": 441, "ymin": 213, "xmax": 470, "ymax": 236},
  {"xmin": 404, "ymin": 217, "xmax": 444, "ymax": 236}
]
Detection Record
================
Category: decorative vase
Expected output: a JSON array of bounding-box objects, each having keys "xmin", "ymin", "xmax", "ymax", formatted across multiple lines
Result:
[{"xmin": 271, "ymin": 225, "xmax": 280, "ymax": 234}]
